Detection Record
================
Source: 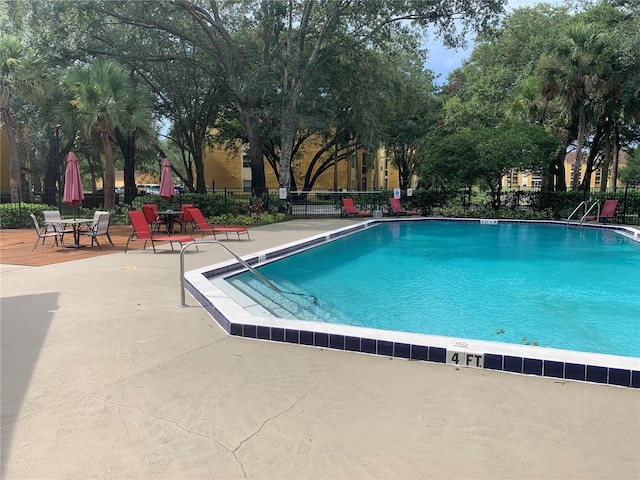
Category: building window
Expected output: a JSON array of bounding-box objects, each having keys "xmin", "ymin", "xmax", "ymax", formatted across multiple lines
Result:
[
  {"xmin": 595, "ymin": 169, "xmax": 602, "ymax": 186},
  {"xmin": 532, "ymin": 174, "xmax": 541, "ymax": 188},
  {"xmin": 511, "ymin": 170, "xmax": 518, "ymax": 183},
  {"xmin": 243, "ymin": 180, "xmax": 251, "ymax": 193},
  {"xmin": 570, "ymin": 164, "xmax": 582, "ymax": 178},
  {"xmin": 242, "ymin": 153, "xmax": 251, "ymax": 169}
]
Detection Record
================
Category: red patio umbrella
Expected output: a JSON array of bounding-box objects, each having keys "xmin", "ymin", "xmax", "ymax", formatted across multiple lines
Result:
[
  {"xmin": 63, "ymin": 151, "xmax": 84, "ymax": 218},
  {"xmin": 158, "ymin": 158, "xmax": 176, "ymax": 200}
]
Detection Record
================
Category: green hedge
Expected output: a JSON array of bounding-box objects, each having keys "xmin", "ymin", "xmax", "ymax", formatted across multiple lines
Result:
[
  {"xmin": 131, "ymin": 193, "xmax": 253, "ymax": 217},
  {"xmin": 1, "ymin": 203, "xmax": 55, "ymax": 229},
  {"xmin": 0, "ymin": 197, "xmax": 289, "ymax": 229},
  {"xmin": 414, "ymin": 188, "xmax": 639, "ymax": 224},
  {"xmin": 432, "ymin": 205, "xmax": 555, "ymax": 220}
]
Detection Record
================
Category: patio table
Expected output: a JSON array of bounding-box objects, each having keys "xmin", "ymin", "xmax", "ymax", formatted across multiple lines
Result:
[
  {"xmin": 155, "ymin": 210, "xmax": 181, "ymax": 234},
  {"xmin": 45, "ymin": 218, "xmax": 94, "ymax": 248}
]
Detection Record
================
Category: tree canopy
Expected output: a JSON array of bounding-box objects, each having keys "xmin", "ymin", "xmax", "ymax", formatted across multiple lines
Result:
[{"xmin": 2, "ymin": 0, "xmax": 637, "ymax": 208}]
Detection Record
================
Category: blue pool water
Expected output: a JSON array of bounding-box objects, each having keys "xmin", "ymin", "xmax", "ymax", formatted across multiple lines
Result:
[{"xmin": 227, "ymin": 222, "xmax": 640, "ymax": 358}]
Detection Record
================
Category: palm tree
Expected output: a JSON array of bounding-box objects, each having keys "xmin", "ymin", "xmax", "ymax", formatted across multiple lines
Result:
[
  {"xmin": 539, "ymin": 24, "xmax": 606, "ymax": 189},
  {"xmin": 0, "ymin": 36, "xmax": 45, "ymax": 201},
  {"xmin": 56, "ymin": 60, "xmax": 154, "ymax": 209}
]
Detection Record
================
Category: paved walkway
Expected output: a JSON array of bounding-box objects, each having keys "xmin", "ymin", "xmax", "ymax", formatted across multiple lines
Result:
[{"xmin": 1, "ymin": 219, "xmax": 638, "ymax": 479}]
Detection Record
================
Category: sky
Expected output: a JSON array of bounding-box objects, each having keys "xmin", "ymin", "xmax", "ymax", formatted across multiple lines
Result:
[{"xmin": 425, "ymin": 0, "xmax": 567, "ymax": 83}]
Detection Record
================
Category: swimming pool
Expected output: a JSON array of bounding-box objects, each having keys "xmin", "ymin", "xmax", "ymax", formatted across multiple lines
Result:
[
  {"xmin": 184, "ymin": 219, "xmax": 640, "ymax": 388},
  {"xmin": 228, "ymin": 221, "xmax": 640, "ymax": 357}
]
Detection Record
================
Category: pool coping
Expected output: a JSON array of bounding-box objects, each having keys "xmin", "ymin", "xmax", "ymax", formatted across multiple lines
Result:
[{"xmin": 184, "ymin": 218, "xmax": 640, "ymax": 388}]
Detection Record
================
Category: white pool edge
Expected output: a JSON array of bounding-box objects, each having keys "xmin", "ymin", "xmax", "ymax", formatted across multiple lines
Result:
[{"xmin": 184, "ymin": 218, "xmax": 640, "ymax": 388}]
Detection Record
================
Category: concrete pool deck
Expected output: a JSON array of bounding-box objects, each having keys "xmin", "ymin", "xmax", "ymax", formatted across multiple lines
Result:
[{"xmin": 1, "ymin": 219, "xmax": 639, "ymax": 479}]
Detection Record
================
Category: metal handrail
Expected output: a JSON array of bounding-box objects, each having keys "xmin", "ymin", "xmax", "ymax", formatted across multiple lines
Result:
[
  {"xmin": 179, "ymin": 240, "xmax": 317, "ymax": 308},
  {"xmin": 580, "ymin": 201, "xmax": 600, "ymax": 223},
  {"xmin": 567, "ymin": 201, "xmax": 587, "ymax": 223},
  {"xmin": 567, "ymin": 201, "xmax": 599, "ymax": 225}
]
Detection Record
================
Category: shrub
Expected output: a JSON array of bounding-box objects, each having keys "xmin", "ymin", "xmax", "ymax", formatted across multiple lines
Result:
[
  {"xmin": 210, "ymin": 212, "xmax": 288, "ymax": 226},
  {"xmin": 411, "ymin": 189, "xmax": 455, "ymax": 214},
  {"xmin": 431, "ymin": 205, "xmax": 555, "ymax": 220},
  {"xmin": 0, "ymin": 203, "xmax": 47, "ymax": 228}
]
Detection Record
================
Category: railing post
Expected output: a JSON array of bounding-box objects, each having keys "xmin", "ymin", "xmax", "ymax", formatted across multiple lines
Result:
[{"xmin": 179, "ymin": 241, "xmax": 198, "ymax": 307}]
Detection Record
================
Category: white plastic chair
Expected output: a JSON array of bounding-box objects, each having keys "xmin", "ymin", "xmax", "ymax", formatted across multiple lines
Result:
[
  {"xmin": 30, "ymin": 214, "xmax": 64, "ymax": 251},
  {"xmin": 42, "ymin": 210, "xmax": 73, "ymax": 244},
  {"xmin": 80, "ymin": 211, "xmax": 114, "ymax": 250}
]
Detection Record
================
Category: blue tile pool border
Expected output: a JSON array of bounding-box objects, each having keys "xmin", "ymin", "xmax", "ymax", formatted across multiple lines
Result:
[{"xmin": 184, "ymin": 218, "xmax": 640, "ymax": 389}]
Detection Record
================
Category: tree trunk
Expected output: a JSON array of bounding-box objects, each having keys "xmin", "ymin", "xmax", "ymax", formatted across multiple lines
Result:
[
  {"xmin": 244, "ymin": 113, "xmax": 266, "ymax": 196},
  {"xmin": 552, "ymin": 142, "xmax": 569, "ymax": 192},
  {"xmin": 43, "ymin": 131, "xmax": 72, "ymax": 207},
  {"xmin": 102, "ymin": 135, "xmax": 116, "ymax": 209},
  {"xmin": 580, "ymin": 122, "xmax": 605, "ymax": 191},
  {"xmin": 2, "ymin": 108, "xmax": 21, "ymax": 202},
  {"xmin": 571, "ymin": 101, "xmax": 586, "ymax": 189},
  {"xmin": 488, "ymin": 181, "xmax": 501, "ymax": 210},
  {"xmin": 611, "ymin": 122, "xmax": 620, "ymax": 192},
  {"xmin": 290, "ymin": 164, "xmax": 298, "ymax": 192},
  {"xmin": 44, "ymin": 140, "xmax": 60, "ymax": 206},
  {"xmin": 333, "ymin": 143, "xmax": 338, "ymax": 191},
  {"xmin": 279, "ymin": 101, "xmax": 298, "ymax": 212},
  {"xmin": 193, "ymin": 148, "xmax": 207, "ymax": 193},
  {"xmin": 541, "ymin": 165, "xmax": 553, "ymax": 192},
  {"xmin": 278, "ymin": 129, "xmax": 294, "ymax": 193},
  {"xmin": 599, "ymin": 130, "xmax": 612, "ymax": 192},
  {"xmin": 115, "ymin": 129, "xmax": 137, "ymax": 204}
]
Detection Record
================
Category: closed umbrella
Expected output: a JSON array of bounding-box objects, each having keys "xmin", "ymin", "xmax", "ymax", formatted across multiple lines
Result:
[
  {"xmin": 158, "ymin": 158, "xmax": 176, "ymax": 200},
  {"xmin": 63, "ymin": 151, "xmax": 84, "ymax": 219}
]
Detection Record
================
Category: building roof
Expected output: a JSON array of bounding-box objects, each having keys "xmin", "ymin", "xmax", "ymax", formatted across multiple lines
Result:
[{"xmin": 564, "ymin": 150, "xmax": 627, "ymax": 165}]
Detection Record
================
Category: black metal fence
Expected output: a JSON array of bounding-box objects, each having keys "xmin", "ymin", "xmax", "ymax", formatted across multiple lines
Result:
[{"xmin": 1, "ymin": 185, "xmax": 639, "ymax": 228}]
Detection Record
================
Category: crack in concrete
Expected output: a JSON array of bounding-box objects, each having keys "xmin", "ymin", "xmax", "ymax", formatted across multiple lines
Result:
[
  {"xmin": 122, "ymin": 418, "xmax": 132, "ymax": 445},
  {"xmin": 229, "ymin": 358, "xmax": 347, "ymax": 477},
  {"xmin": 91, "ymin": 394, "xmax": 245, "ymax": 476},
  {"xmin": 90, "ymin": 352, "xmax": 345, "ymax": 480},
  {"xmin": 166, "ymin": 336, "xmax": 229, "ymax": 362},
  {"xmin": 92, "ymin": 394, "xmax": 227, "ymax": 446}
]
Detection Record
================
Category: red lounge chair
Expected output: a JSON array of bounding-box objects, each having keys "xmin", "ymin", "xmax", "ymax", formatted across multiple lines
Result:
[
  {"xmin": 585, "ymin": 199, "xmax": 618, "ymax": 223},
  {"xmin": 187, "ymin": 207, "xmax": 250, "ymax": 241},
  {"xmin": 342, "ymin": 198, "xmax": 371, "ymax": 217},
  {"xmin": 142, "ymin": 203, "xmax": 166, "ymax": 232},
  {"xmin": 174, "ymin": 203, "xmax": 194, "ymax": 232},
  {"xmin": 389, "ymin": 198, "xmax": 418, "ymax": 216},
  {"xmin": 125, "ymin": 210, "xmax": 195, "ymax": 253}
]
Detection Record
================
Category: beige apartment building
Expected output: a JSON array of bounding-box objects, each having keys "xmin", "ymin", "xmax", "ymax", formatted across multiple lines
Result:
[
  {"xmin": 203, "ymin": 139, "xmax": 413, "ymax": 192},
  {"xmin": 503, "ymin": 151, "xmax": 628, "ymax": 190}
]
